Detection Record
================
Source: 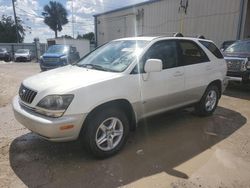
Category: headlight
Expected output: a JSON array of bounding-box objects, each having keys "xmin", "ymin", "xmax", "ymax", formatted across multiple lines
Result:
[
  {"xmin": 36, "ymin": 95, "xmax": 74, "ymax": 117},
  {"xmin": 60, "ymin": 56, "xmax": 68, "ymax": 64},
  {"xmin": 241, "ymin": 58, "xmax": 248, "ymax": 71},
  {"xmin": 39, "ymin": 56, "xmax": 44, "ymax": 63},
  {"xmin": 60, "ymin": 56, "xmax": 67, "ymax": 60},
  {"xmin": 247, "ymin": 61, "xmax": 250, "ymax": 69},
  {"xmin": 60, "ymin": 55, "xmax": 67, "ymax": 59}
]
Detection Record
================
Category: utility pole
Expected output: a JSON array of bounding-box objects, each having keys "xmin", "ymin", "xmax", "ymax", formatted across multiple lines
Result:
[
  {"xmin": 11, "ymin": 0, "xmax": 19, "ymax": 43},
  {"xmin": 178, "ymin": 0, "xmax": 189, "ymax": 33},
  {"xmin": 71, "ymin": 0, "xmax": 75, "ymax": 38}
]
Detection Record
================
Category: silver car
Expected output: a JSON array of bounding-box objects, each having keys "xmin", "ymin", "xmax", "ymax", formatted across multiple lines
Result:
[{"xmin": 14, "ymin": 49, "xmax": 32, "ymax": 62}]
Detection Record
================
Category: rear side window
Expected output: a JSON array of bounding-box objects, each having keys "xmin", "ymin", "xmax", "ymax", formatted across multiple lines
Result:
[
  {"xmin": 199, "ymin": 40, "xmax": 223, "ymax": 59},
  {"xmin": 178, "ymin": 40, "xmax": 209, "ymax": 66}
]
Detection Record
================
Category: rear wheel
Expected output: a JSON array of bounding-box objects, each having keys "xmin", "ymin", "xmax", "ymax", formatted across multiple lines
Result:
[
  {"xmin": 82, "ymin": 107, "xmax": 129, "ymax": 158},
  {"xmin": 195, "ymin": 85, "xmax": 219, "ymax": 116}
]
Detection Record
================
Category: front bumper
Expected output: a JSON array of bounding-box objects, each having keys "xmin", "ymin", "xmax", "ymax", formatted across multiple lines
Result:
[
  {"xmin": 12, "ymin": 96, "xmax": 86, "ymax": 142},
  {"xmin": 15, "ymin": 56, "xmax": 30, "ymax": 61},
  {"xmin": 222, "ymin": 77, "xmax": 229, "ymax": 93},
  {"xmin": 227, "ymin": 70, "xmax": 250, "ymax": 81}
]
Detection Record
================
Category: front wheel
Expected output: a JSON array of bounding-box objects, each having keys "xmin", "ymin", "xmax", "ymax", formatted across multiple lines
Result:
[
  {"xmin": 195, "ymin": 85, "xmax": 219, "ymax": 116},
  {"xmin": 82, "ymin": 108, "xmax": 129, "ymax": 158}
]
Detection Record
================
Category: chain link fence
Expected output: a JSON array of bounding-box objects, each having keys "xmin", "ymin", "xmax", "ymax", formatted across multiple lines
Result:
[{"xmin": 0, "ymin": 42, "xmax": 47, "ymax": 61}]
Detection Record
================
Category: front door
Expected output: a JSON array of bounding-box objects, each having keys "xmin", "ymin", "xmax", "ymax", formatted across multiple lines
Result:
[{"xmin": 138, "ymin": 40, "xmax": 185, "ymax": 117}]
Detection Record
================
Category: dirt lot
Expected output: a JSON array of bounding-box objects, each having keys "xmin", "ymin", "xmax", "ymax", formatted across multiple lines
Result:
[{"xmin": 0, "ymin": 62, "xmax": 250, "ymax": 188}]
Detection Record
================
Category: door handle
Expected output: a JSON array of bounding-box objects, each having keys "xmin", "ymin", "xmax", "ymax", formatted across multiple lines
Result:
[
  {"xmin": 206, "ymin": 65, "xmax": 212, "ymax": 70},
  {"xmin": 174, "ymin": 71, "xmax": 184, "ymax": 77}
]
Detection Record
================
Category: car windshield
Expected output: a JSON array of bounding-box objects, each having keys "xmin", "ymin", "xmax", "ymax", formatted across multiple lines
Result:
[
  {"xmin": 16, "ymin": 49, "xmax": 29, "ymax": 53},
  {"xmin": 76, "ymin": 40, "xmax": 149, "ymax": 72},
  {"xmin": 0, "ymin": 48, "xmax": 6, "ymax": 52},
  {"xmin": 225, "ymin": 41, "xmax": 250, "ymax": 53},
  {"xmin": 46, "ymin": 45, "xmax": 69, "ymax": 54}
]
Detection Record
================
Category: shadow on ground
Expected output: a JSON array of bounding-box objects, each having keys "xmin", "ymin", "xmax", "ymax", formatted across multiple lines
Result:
[
  {"xmin": 9, "ymin": 107, "xmax": 246, "ymax": 188},
  {"xmin": 224, "ymin": 82, "xmax": 250, "ymax": 100}
]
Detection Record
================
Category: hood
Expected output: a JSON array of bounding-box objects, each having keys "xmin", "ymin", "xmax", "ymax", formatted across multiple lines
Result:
[
  {"xmin": 22, "ymin": 65, "xmax": 121, "ymax": 94},
  {"xmin": 42, "ymin": 53, "xmax": 66, "ymax": 58},
  {"xmin": 223, "ymin": 52, "xmax": 250, "ymax": 59}
]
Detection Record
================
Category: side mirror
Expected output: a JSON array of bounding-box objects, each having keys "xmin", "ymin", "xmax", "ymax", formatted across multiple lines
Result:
[{"xmin": 144, "ymin": 59, "xmax": 163, "ymax": 73}]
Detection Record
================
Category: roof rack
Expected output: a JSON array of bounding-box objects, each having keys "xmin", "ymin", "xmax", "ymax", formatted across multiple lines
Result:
[
  {"xmin": 173, "ymin": 32, "xmax": 184, "ymax": 37},
  {"xmin": 173, "ymin": 32, "xmax": 206, "ymax": 39},
  {"xmin": 197, "ymin": 35, "xmax": 206, "ymax": 39}
]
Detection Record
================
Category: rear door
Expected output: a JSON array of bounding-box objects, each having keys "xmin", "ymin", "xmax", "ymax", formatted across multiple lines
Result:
[{"xmin": 177, "ymin": 40, "xmax": 211, "ymax": 103}]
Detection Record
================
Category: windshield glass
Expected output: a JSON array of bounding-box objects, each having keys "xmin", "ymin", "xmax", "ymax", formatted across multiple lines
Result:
[
  {"xmin": 76, "ymin": 40, "xmax": 149, "ymax": 72},
  {"xmin": 0, "ymin": 48, "xmax": 6, "ymax": 52},
  {"xmin": 46, "ymin": 45, "xmax": 69, "ymax": 54},
  {"xmin": 16, "ymin": 49, "xmax": 29, "ymax": 53},
  {"xmin": 225, "ymin": 41, "xmax": 250, "ymax": 53}
]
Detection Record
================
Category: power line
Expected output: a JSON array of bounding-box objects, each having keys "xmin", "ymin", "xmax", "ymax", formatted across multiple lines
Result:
[{"xmin": 15, "ymin": 6, "xmax": 43, "ymax": 18}]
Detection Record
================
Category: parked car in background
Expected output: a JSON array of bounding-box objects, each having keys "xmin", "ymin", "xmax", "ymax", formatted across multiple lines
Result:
[
  {"xmin": 39, "ymin": 44, "xmax": 80, "ymax": 71},
  {"xmin": 223, "ymin": 39, "xmax": 250, "ymax": 84},
  {"xmin": 14, "ymin": 49, "xmax": 32, "ymax": 62},
  {"xmin": 0, "ymin": 48, "xmax": 11, "ymax": 62},
  {"xmin": 220, "ymin": 40, "xmax": 235, "ymax": 51},
  {"xmin": 13, "ymin": 36, "xmax": 228, "ymax": 158}
]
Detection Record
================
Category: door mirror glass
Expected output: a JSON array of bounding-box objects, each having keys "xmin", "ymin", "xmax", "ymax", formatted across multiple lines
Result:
[{"xmin": 144, "ymin": 59, "xmax": 163, "ymax": 73}]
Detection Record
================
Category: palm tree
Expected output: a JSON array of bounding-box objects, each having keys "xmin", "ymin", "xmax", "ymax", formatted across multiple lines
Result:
[{"xmin": 42, "ymin": 1, "xmax": 68, "ymax": 38}]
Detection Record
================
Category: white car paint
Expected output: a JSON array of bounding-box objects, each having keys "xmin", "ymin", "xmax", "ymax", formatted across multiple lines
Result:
[
  {"xmin": 14, "ymin": 49, "xmax": 31, "ymax": 61},
  {"xmin": 13, "ymin": 36, "xmax": 228, "ymax": 142}
]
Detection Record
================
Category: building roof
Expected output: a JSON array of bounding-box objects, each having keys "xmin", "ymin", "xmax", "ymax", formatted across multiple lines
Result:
[{"xmin": 93, "ymin": 0, "xmax": 162, "ymax": 17}]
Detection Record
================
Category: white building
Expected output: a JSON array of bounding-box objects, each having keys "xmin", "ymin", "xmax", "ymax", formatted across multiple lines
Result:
[{"xmin": 94, "ymin": 0, "xmax": 250, "ymax": 46}]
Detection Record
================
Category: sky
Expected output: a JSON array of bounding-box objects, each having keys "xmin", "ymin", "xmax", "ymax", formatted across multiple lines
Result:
[{"xmin": 0, "ymin": 0, "xmax": 148, "ymax": 43}]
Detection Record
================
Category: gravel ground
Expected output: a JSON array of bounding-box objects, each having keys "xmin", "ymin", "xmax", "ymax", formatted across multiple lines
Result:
[{"xmin": 0, "ymin": 62, "xmax": 250, "ymax": 188}]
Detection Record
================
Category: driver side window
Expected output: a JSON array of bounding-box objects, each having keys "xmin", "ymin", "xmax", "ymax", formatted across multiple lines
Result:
[{"xmin": 133, "ymin": 40, "xmax": 178, "ymax": 73}]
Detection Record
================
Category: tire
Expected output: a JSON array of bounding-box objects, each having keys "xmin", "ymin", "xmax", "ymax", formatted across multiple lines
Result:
[
  {"xmin": 195, "ymin": 85, "xmax": 219, "ymax": 116},
  {"xmin": 4, "ymin": 56, "xmax": 10, "ymax": 62},
  {"xmin": 82, "ymin": 107, "xmax": 129, "ymax": 158}
]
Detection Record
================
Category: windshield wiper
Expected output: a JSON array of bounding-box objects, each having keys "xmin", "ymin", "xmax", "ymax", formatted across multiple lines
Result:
[{"xmin": 77, "ymin": 64, "xmax": 109, "ymax": 71}]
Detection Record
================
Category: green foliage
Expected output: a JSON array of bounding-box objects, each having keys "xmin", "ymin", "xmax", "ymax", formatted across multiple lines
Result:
[
  {"xmin": 77, "ymin": 32, "xmax": 95, "ymax": 42},
  {"xmin": 42, "ymin": 1, "xmax": 68, "ymax": 38},
  {"xmin": 0, "ymin": 15, "xmax": 25, "ymax": 43},
  {"xmin": 60, "ymin": 35, "xmax": 73, "ymax": 39}
]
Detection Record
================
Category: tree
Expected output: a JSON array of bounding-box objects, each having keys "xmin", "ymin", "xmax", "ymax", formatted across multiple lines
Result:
[
  {"xmin": 42, "ymin": 1, "xmax": 68, "ymax": 38},
  {"xmin": 77, "ymin": 32, "xmax": 95, "ymax": 42},
  {"xmin": 60, "ymin": 35, "xmax": 73, "ymax": 39},
  {"xmin": 0, "ymin": 15, "xmax": 25, "ymax": 43}
]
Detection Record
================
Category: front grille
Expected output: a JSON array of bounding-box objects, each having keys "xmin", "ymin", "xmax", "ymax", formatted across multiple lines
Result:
[
  {"xmin": 44, "ymin": 57, "xmax": 59, "ymax": 63},
  {"xmin": 19, "ymin": 84, "xmax": 37, "ymax": 104},
  {"xmin": 226, "ymin": 59, "xmax": 243, "ymax": 72}
]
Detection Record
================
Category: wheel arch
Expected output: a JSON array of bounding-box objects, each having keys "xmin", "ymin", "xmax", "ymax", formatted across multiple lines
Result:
[
  {"xmin": 208, "ymin": 79, "xmax": 222, "ymax": 98},
  {"xmin": 82, "ymin": 99, "xmax": 137, "ymax": 133}
]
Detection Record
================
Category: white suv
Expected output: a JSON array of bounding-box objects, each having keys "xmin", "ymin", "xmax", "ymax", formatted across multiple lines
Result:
[{"xmin": 13, "ymin": 36, "xmax": 228, "ymax": 158}]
